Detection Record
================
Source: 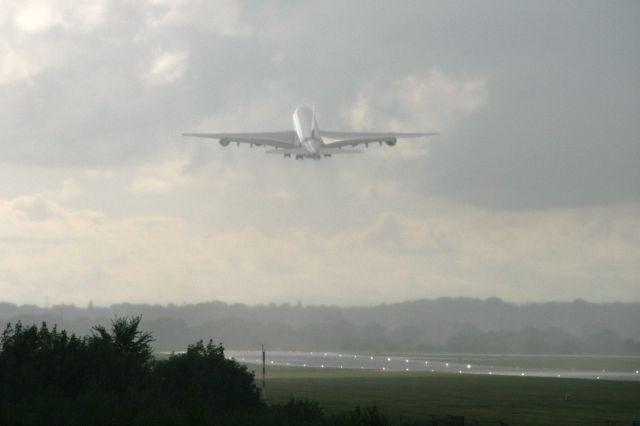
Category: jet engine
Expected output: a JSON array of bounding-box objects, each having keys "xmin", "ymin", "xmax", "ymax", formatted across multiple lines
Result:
[
  {"xmin": 384, "ymin": 137, "xmax": 397, "ymax": 146},
  {"xmin": 219, "ymin": 139, "xmax": 230, "ymax": 147}
]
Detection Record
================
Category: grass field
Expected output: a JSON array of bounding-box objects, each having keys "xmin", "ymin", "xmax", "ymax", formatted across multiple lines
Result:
[{"xmin": 251, "ymin": 366, "xmax": 640, "ymax": 425}]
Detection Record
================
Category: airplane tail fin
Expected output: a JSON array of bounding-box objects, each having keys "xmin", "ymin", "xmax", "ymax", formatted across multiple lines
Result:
[{"xmin": 311, "ymin": 104, "xmax": 318, "ymax": 138}]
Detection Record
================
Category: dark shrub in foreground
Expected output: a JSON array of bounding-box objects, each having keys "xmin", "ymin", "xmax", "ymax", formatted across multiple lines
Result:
[
  {"xmin": 0, "ymin": 318, "xmax": 270, "ymax": 424},
  {"xmin": 0, "ymin": 317, "xmax": 154, "ymax": 401},
  {"xmin": 154, "ymin": 339, "xmax": 263, "ymax": 412},
  {"xmin": 0, "ymin": 318, "xmax": 398, "ymax": 425}
]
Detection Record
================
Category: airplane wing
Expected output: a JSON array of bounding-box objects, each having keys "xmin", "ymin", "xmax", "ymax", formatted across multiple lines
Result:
[
  {"xmin": 320, "ymin": 131, "xmax": 438, "ymax": 149},
  {"xmin": 320, "ymin": 130, "xmax": 438, "ymax": 139},
  {"xmin": 183, "ymin": 131, "xmax": 298, "ymax": 149}
]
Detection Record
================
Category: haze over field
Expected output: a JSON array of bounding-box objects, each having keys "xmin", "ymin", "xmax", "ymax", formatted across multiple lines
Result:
[
  {"xmin": 2, "ymin": 298, "xmax": 639, "ymax": 355},
  {"xmin": 1, "ymin": 1, "xmax": 639, "ymax": 306}
]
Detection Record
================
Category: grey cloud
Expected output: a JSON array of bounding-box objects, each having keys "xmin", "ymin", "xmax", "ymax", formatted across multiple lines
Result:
[
  {"xmin": 424, "ymin": 57, "xmax": 640, "ymax": 208},
  {"xmin": 1, "ymin": 0, "xmax": 639, "ymax": 305}
]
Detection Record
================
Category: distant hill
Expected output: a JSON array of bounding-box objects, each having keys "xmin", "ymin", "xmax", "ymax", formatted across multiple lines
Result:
[{"xmin": 1, "ymin": 298, "xmax": 639, "ymax": 354}]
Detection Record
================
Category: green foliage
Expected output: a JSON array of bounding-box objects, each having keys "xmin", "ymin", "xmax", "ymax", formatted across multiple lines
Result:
[
  {"xmin": 331, "ymin": 403, "xmax": 388, "ymax": 426},
  {"xmin": 0, "ymin": 321, "xmax": 86, "ymax": 399},
  {"xmin": 87, "ymin": 315, "xmax": 154, "ymax": 393},
  {"xmin": 271, "ymin": 398, "xmax": 324, "ymax": 424},
  {"xmin": 154, "ymin": 339, "xmax": 263, "ymax": 413},
  {"xmin": 0, "ymin": 317, "xmax": 258, "ymax": 424},
  {"xmin": 0, "ymin": 318, "xmax": 401, "ymax": 425}
]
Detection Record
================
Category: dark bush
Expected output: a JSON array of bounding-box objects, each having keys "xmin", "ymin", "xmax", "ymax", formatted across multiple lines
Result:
[
  {"xmin": 153, "ymin": 339, "xmax": 263, "ymax": 413},
  {"xmin": 331, "ymin": 403, "xmax": 388, "ymax": 426},
  {"xmin": 0, "ymin": 318, "xmax": 397, "ymax": 425}
]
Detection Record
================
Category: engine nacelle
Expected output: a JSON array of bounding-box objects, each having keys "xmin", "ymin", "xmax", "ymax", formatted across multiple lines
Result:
[
  {"xmin": 384, "ymin": 137, "xmax": 397, "ymax": 146},
  {"xmin": 219, "ymin": 139, "xmax": 230, "ymax": 147}
]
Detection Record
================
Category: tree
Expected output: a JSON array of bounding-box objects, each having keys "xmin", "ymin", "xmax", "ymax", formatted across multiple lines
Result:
[
  {"xmin": 87, "ymin": 315, "xmax": 154, "ymax": 393},
  {"xmin": 153, "ymin": 339, "xmax": 263, "ymax": 413}
]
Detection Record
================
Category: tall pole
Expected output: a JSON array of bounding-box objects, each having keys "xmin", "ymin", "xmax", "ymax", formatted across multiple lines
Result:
[{"xmin": 261, "ymin": 344, "xmax": 266, "ymax": 400}]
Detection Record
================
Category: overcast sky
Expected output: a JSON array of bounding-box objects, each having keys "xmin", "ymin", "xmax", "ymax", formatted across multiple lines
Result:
[{"xmin": 1, "ymin": 0, "xmax": 638, "ymax": 306}]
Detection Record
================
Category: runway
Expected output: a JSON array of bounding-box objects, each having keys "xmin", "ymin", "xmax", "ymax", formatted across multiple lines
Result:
[{"xmin": 226, "ymin": 350, "xmax": 640, "ymax": 382}]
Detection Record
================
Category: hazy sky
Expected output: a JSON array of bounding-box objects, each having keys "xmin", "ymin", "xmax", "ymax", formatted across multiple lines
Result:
[{"xmin": 1, "ymin": 1, "xmax": 639, "ymax": 306}]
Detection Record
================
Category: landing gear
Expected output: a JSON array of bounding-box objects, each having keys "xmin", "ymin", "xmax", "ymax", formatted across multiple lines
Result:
[
  {"xmin": 323, "ymin": 154, "xmax": 332, "ymax": 158},
  {"xmin": 295, "ymin": 155, "xmax": 304, "ymax": 160},
  {"xmin": 284, "ymin": 153, "xmax": 291, "ymax": 158}
]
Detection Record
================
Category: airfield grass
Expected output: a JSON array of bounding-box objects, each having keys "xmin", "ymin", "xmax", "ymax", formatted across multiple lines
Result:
[{"xmin": 253, "ymin": 366, "xmax": 640, "ymax": 426}]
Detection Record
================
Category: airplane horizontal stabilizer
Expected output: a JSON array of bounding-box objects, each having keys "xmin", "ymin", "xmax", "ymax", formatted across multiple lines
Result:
[
  {"xmin": 264, "ymin": 148, "xmax": 308, "ymax": 155},
  {"xmin": 319, "ymin": 148, "xmax": 363, "ymax": 154}
]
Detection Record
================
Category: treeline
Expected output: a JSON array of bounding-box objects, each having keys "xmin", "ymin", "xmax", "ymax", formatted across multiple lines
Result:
[
  {"xmin": 148, "ymin": 317, "xmax": 640, "ymax": 354},
  {"xmin": 0, "ymin": 317, "xmax": 407, "ymax": 425},
  {"xmin": 1, "ymin": 298, "xmax": 639, "ymax": 354}
]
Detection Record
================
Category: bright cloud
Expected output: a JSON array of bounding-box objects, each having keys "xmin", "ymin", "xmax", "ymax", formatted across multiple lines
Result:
[
  {"xmin": 140, "ymin": 0, "xmax": 253, "ymax": 37},
  {"xmin": 144, "ymin": 50, "xmax": 188, "ymax": 85},
  {"xmin": 1, "ymin": 180, "xmax": 638, "ymax": 306},
  {"xmin": 13, "ymin": 1, "xmax": 107, "ymax": 33},
  {"xmin": 343, "ymin": 70, "xmax": 487, "ymax": 155},
  {"xmin": 344, "ymin": 70, "xmax": 487, "ymax": 132},
  {"xmin": 13, "ymin": 3, "xmax": 57, "ymax": 33}
]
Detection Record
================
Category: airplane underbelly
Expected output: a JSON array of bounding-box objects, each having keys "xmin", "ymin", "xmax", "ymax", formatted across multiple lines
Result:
[{"xmin": 302, "ymin": 139, "xmax": 321, "ymax": 154}]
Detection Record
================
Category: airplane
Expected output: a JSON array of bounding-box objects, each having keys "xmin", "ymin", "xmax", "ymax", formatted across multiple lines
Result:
[{"xmin": 183, "ymin": 105, "xmax": 438, "ymax": 160}]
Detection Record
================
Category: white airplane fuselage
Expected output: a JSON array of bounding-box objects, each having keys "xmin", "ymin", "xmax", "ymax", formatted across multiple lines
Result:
[{"xmin": 292, "ymin": 106, "xmax": 324, "ymax": 158}]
